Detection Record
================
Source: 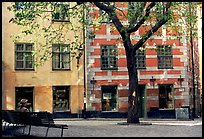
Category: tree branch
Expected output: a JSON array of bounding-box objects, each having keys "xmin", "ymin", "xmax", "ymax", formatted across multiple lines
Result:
[
  {"xmin": 128, "ymin": 2, "xmax": 146, "ymax": 28},
  {"xmin": 133, "ymin": 2, "xmax": 171, "ymax": 51},
  {"xmin": 93, "ymin": 2, "xmax": 127, "ymax": 40},
  {"xmin": 127, "ymin": 2, "xmax": 156, "ymax": 33}
]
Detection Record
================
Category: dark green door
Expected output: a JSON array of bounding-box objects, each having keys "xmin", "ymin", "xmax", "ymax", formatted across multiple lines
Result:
[{"xmin": 138, "ymin": 85, "xmax": 146, "ymax": 117}]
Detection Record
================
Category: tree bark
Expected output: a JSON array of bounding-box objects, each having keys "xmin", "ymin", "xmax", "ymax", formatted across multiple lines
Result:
[{"xmin": 125, "ymin": 43, "xmax": 140, "ymax": 123}]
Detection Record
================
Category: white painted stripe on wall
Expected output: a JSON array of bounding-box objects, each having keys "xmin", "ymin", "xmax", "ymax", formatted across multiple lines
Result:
[
  {"xmin": 119, "ymin": 97, "xmax": 128, "ymax": 102},
  {"xmin": 88, "ymin": 67, "xmax": 186, "ymax": 74},
  {"xmin": 147, "ymin": 96, "xmax": 158, "ymax": 100},
  {"xmin": 106, "ymin": 24, "xmax": 111, "ymax": 41},
  {"xmin": 89, "ymin": 54, "xmax": 187, "ymax": 59},
  {"xmin": 162, "ymin": 25, "xmax": 167, "ymax": 43},
  {"xmin": 94, "ymin": 35, "xmax": 180, "ymax": 41}
]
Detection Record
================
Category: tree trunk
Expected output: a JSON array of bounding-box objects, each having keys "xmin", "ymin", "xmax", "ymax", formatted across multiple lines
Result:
[{"xmin": 126, "ymin": 47, "xmax": 140, "ymax": 124}]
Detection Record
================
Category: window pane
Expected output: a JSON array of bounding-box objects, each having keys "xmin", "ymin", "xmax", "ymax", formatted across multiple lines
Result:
[
  {"xmin": 110, "ymin": 57, "xmax": 117, "ymax": 68},
  {"xmin": 25, "ymin": 44, "xmax": 33, "ymax": 51},
  {"xmin": 16, "ymin": 53, "xmax": 23, "ymax": 60},
  {"xmin": 53, "ymin": 54, "xmax": 60, "ymax": 68},
  {"xmin": 62, "ymin": 54, "xmax": 69, "ymax": 61},
  {"xmin": 25, "ymin": 61, "xmax": 33, "ymax": 68},
  {"xmin": 16, "ymin": 61, "xmax": 23, "ymax": 68},
  {"xmin": 16, "ymin": 44, "xmax": 24, "ymax": 51},
  {"xmin": 25, "ymin": 53, "xmax": 32, "ymax": 60},
  {"xmin": 61, "ymin": 54, "xmax": 70, "ymax": 69},
  {"xmin": 53, "ymin": 45, "xmax": 60, "ymax": 52},
  {"xmin": 61, "ymin": 45, "xmax": 69, "ymax": 52}
]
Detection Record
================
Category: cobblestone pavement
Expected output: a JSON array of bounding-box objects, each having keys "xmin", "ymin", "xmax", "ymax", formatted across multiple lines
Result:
[{"xmin": 2, "ymin": 118, "xmax": 202, "ymax": 137}]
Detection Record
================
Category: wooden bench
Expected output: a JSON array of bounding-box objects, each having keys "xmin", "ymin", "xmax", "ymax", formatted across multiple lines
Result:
[
  {"xmin": 2, "ymin": 110, "xmax": 68, "ymax": 137},
  {"xmin": 28, "ymin": 111, "xmax": 68, "ymax": 137}
]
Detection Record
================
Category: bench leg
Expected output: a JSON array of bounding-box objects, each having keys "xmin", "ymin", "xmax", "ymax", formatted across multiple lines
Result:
[
  {"xmin": 61, "ymin": 127, "xmax": 63, "ymax": 137},
  {"xmin": 22, "ymin": 125, "xmax": 26, "ymax": 134},
  {"xmin": 12, "ymin": 124, "xmax": 16, "ymax": 136},
  {"xmin": 28, "ymin": 125, "xmax": 31, "ymax": 136},
  {"xmin": 46, "ymin": 127, "xmax": 50, "ymax": 137}
]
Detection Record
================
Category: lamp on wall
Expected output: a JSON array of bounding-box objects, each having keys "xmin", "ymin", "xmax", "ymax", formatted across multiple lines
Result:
[
  {"xmin": 178, "ymin": 75, "xmax": 184, "ymax": 87},
  {"xmin": 150, "ymin": 76, "xmax": 156, "ymax": 88},
  {"xmin": 76, "ymin": 45, "xmax": 84, "ymax": 68},
  {"xmin": 90, "ymin": 77, "xmax": 97, "ymax": 91}
]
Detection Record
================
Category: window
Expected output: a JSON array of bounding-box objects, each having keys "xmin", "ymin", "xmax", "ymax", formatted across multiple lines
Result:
[
  {"xmin": 135, "ymin": 46, "xmax": 146, "ymax": 69},
  {"xmin": 157, "ymin": 45, "xmax": 173, "ymax": 69},
  {"xmin": 101, "ymin": 44, "xmax": 118, "ymax": 70},
  {"xmin": 101, "ymin": 85, "xmax": 118, "ymax": 111},
  {"xmin": 52, "ymin": 44, "xmax": 71, "ymax": 70},
  {"xmin": 15, "ymin": 43, "xmax": 34, "ymax": 70},
  {"xmin": 159, "ymin": 84, "xmax": 174, "ymax": 109},
  {"xmin": 52, "ymin": 2, "xmax": 69, "ymax": 22},
  {"xmin": 53, "ymin": 86, "xmax": 70, "ymax": 112},
  {"xmin": 14, "ymin": 2, "xmax": 35, "ymax": 19}
]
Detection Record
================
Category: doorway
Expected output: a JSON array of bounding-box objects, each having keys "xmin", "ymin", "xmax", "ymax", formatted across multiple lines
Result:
[
  {"xmin": 159, "ymin": 84, "xmax": 174, "ymax": 109},
  {"xmin": 15, "ymin": 87, "xmax": 34, "ymax": 112},
  {"xmin": 101, "ymin": 85, "xmax": 118, "ymax": 111},
  {"xmin": 138, "ymin": 85, "xmax": 146, "ymax": 117}
]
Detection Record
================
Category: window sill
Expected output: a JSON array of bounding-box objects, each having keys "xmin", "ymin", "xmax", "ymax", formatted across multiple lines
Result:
[
  {"xmin": 52, "ymin": 69, "xmax": 71, "ymax": 71},
  {"xmin": 101, "ymin": 68, "xmax": 118, "ymax": 71},
  {"xmin": 53, "ymin": 110, "xmax": 71, "ymax": 112},
  {"xmin": 136, "ymin": 68, "xmax": 146, "ymax": 70},
  {"xmin": 102, "ymin": 110, "xmax": 118, "ymax": 112},
  {"xmin": 15, "ymin": 69, "xmax": 35, "ymax": 71},
  {"xmin": 52, "ymin": 19, "xmax": 70, "ymax": 23},
  {"xmin": 159, "ymin": 108, "xmax": 174, "ymax": 110},
  {"xmin": 158, "ymin": 67, "xmax": 173, "ymax": 69}
]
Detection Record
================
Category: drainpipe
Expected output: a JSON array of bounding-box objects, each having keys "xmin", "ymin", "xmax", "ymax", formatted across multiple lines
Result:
[
  {"xmin": 82, "ymin": 3, "xmax": 87, "ymax": 119},
  {"xmin": 2, "ymin": 5, "xmax": 4, "ymax": 110},
  {"xmin": 189, "ymin": 2, "xmax": 196, "ymax": 119}
]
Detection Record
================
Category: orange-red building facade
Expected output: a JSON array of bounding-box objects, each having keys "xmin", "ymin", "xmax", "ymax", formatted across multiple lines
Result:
[{"xmin": 85, "ymin": 3, "xmax": 201, "ymax": 118}]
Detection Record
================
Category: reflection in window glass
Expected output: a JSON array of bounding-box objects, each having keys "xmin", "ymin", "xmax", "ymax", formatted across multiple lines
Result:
[
  {"xmin": 101, "ymin": 86, "xmax": 117, "ymax": 111},
  {"xmin": 159, "ymin": 84, "xmax": 174, "ymax": 109},
  {"xmin": 53, "ymin": 86, "xmax": 70, "ymax": 112}
]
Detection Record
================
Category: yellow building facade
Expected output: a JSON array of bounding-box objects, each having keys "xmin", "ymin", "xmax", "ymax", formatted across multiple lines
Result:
[
  {"xmin": 2, "ymin": 2, "xmax": 85, "ymax": 117},
  {"xmin": 197, "ymin": 2, "xmax": 202, "ymax": 112}
]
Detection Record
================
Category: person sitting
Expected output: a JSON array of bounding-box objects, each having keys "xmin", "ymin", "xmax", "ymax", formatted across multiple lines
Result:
[{"xmin": 19, "ymin": 99, "xmax": 31, "ymax": 112}]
